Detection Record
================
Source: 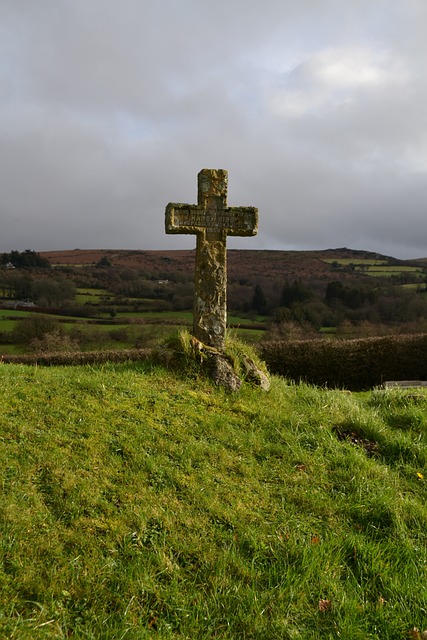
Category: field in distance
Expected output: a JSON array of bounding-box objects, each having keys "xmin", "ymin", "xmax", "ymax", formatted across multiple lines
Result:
[
  {"xmin": 1, "ymin": 247, "xmax": 426, "ymax": 355},
  {"xmin": 41, "ymin": 246, "xmax": 427, "ymax": 276}
]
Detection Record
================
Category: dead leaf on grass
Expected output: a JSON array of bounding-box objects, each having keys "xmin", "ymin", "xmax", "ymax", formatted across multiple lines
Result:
[
  {"xmin": 407, "ymin": 629, "xmax": 427, "ymax": 639},
  {"xmin": 318, "ymin": 599, "xmax": 332, "ymax": 612},
  {"xmin": 148, "ymin": 615, "xmax": 158, "ymax": 630}
]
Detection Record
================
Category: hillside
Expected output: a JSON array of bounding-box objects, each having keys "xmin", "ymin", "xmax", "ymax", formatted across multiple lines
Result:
[
  {"xmin": 1, "ymin": 361, "xmax": 427, "ymax": 638},
  {"xmin": 35, "ymin": 246, "xmax": 427, "ymax": 340},
  {"xmin": 40, "ymin": 247, "xmax": 407, "ymax": 282},
  {"xmin": 1, "ymin": 247, "xmax": 426, "ymax": 357}
]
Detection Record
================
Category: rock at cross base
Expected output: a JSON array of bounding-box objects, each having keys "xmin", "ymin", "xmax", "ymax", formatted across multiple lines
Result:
[
  {"xmin": 241, "ymin": 356, "xmax": 271, "ymax": 391},
  {"xmin": 210, "ymin": 354, "xmax": 242, "ymax": 392}
]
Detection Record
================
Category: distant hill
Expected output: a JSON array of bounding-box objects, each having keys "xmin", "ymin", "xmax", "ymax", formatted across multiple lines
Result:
[{"xmin": 40, "ymin": 247, "xmax": 417, "ymax": 283}]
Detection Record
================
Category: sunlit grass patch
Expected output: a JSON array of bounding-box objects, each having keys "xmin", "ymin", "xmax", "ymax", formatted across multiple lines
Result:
[
  {"xmin": 75, "ymin": 287, "xmax": 108, "ymax": 303},
  {"xmin": 1, "ymin": 364, "xmax": 427, "ymax": 637}
]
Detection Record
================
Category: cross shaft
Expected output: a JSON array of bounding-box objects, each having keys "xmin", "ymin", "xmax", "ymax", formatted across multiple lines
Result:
[{"xmin": 165, "ymin": 169, "xmax": 258, "ymax": 349}]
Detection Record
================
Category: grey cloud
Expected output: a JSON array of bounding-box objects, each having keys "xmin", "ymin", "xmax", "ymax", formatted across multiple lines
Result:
[{"xmin": 0, "ymin": 1, "xmax": 426, "ymax": 258}]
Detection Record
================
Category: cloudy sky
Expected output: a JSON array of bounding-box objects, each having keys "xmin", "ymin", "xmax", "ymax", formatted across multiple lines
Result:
[{"xmin": 1, "ymin": 0, "xmax": 426, "ymax": 259}]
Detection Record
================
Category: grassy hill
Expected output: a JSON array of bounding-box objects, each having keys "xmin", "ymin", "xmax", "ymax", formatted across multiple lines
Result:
[
  {"xmin": 2, "ymin": 247, "xmax": 426, "ymax": 356},
  {"xmin": 40, "ymin": 247, "xmax": 423, "ymax": 283},
  {"xmin": 1, "ymin": 360, "xmax": 427, "ymax": 638}
]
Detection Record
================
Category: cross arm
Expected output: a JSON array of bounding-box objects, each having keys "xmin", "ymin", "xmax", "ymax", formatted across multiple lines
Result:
[
  {"xmin": 225, "ymin": 206, "xmax": 258, "ymax": 237},
  {"xmin": 165, "ymin": 203, "xmax": 202, "ymax": 235},
  {"xmin": 166, "ymin": 203, "xmax": 258, "ymax": 237}
]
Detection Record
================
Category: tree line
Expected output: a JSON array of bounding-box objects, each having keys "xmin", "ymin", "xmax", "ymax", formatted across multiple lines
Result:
[
  {"xmin": 1, "ymin": 250, "xmax": 427, "ymax": 335},
  {"xmin": 1, "ymin": 250, "xmax": 51, "ymax": 269},
  {"xmin": 246, "ymin": 277, "xmax": 427, "ymax": 332}
]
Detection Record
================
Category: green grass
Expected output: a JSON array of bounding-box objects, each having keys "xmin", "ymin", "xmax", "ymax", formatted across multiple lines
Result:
[
  {"xmin": 323, "ymin": 259, "xmax": 389, "ymax": 266},
  {"xmin": 234, "ymin": 327, "xmax": 264, "ymax": 343},
  {"xmin": 75, "ymin": 288, "xmax": 109, "ymax": 304},
  {"xmin": 0, "ymin": 344, "xmax": 25, "ymax": 355},
  {"xmin": 364, "ymin": 266, "xmax": 424, "ymax": 277},
  {"xmin": 0, "ymin": 310, "xmax": 266, "ymax": 355},
  {"xmin": 370, "ymin": 266, "xmax": 421, "ymax": 272},
  {"xmin": 112, "ymin": 311, "xmax": 267, "ymax": 325},
  {"xmin": 115, "ymin": 310, "xmax": 193, "ymax": 321},
  {"xmin": 1, "ymin": 361, "xmax": 427, "ymax": 638},
  {"xmin": 320, "ymin": 327, "xmax": 337, "ymax": 334},
  {"xmin": 0, "ymin": 310, "xmax": 33, "ymax": 318},
  {"xmin": 322, "ymin": 259, "xmax": 425, "ymax": 279},
  {"xmin": 227, "ymin": 313, "xmax": 269, "ymax": 325},
  {"xmin": 0, "ymin": 319, "xmax": 18, "ymax": 332}
]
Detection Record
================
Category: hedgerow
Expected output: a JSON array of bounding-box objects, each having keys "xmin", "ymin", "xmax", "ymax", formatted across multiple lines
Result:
[{"xmin": 260, "ymin": 333, "xmax": 427, "ymax": 390}]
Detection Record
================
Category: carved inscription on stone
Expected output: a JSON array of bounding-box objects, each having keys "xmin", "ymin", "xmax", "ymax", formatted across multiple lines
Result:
[{"xmin": 166, "ymin": 205, "xmax": 258, "ymax": 236}]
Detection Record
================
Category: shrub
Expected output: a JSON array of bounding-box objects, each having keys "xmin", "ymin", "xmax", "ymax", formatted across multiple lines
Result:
[
  {"xmin": 30, "ymin": 330, "xmax": 79, "ymax": 354},
  {"xmin": 260, "ymin": 333, "xmax": 427, "ymax": 390},
  {"xmin": 12, "ymin": 315, "xmax": 61, "ymax": 344}
]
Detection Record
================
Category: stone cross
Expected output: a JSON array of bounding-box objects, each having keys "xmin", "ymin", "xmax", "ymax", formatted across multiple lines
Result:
[{"xmin": 165, "ymin": 168, "xmax": 258, "ymax": 350}]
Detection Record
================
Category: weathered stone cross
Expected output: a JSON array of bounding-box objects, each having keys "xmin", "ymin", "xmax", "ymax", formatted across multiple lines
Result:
[{"xmin": 165, "ymin": 169, "xmax": 258, "ymax": 350}]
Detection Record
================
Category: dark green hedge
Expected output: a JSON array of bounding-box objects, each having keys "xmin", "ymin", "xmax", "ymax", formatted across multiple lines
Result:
[
  {"xmin": 260, "ymin": 334, "xmax": 427, "ymax": 390},
  {"xmin": 2, "ymin": 334, "xmax": 426, "ymax": 391},
  {"xmin": 0, "ymin": 348, "xmax": 152, "ymax": 367}
]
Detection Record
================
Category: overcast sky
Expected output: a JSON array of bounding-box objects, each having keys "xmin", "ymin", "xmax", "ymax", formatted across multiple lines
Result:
[{"xmin": 1, "ymin": 1, "xmax": 426, "ymax": 259}]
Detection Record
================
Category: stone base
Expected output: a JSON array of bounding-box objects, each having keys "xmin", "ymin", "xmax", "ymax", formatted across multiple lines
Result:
[
  {"xmin": 157, "ymin": 333, "xmax": 271, "ymax": 392},
  {"xmin": 241, "ymin": 355, "xmax": 271, "ymax": 391},
  {"xmin": 210, "ymin": 353, "xmax": 242, "ymax": 391},
  {"xmin": 194, "ymin": 337, "xmax": 270, "ymax": 392}
]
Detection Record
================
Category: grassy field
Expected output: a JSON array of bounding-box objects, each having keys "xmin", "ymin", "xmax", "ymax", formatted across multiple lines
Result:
[
  {"xmin": 320, "ymin": 259, "xmax": 422, "ymax": 270},
  {"xmin": 75, "ymin": 288, "xmax": 110, "ymax": 304},
  {"xmin": 321, "ymin": 259, "xmax": 424, "ymax": 279},
  {"xmin": 0, "ymin": 310, "xmax": 33, "ymax": 318},
  {"xmin": 364, "ymin": 266, "xmax": 424, "ymax": 278},
  {"xmin": 0, "ymin": 310, "xmax": 266, "ymax": 356},
  {"xmin": 1, "ymin": 360, "xmax": 427, "ymax": 638},
  {"xmin": 322, "ymin": 259, "xmax": 389, "ymax": 266}
]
